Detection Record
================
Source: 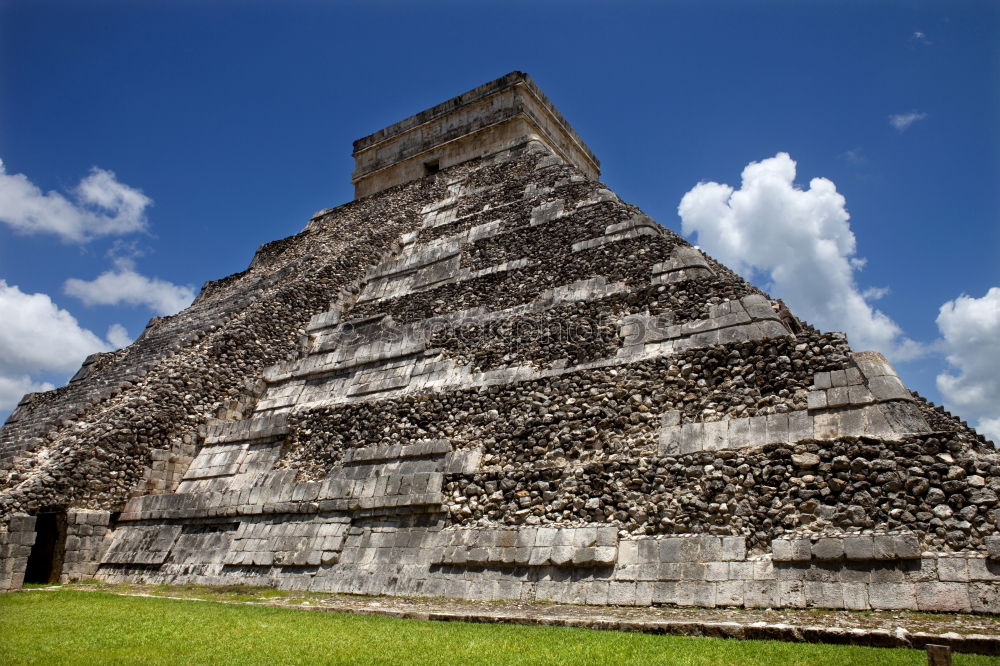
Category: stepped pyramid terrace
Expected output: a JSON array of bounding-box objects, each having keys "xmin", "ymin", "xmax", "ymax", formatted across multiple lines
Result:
[{"xmin": 2, "ymin": 72, "xmax": 998, "ymax": 613}]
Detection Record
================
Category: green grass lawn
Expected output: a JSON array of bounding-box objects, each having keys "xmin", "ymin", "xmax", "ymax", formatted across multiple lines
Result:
[{"xmin": 0, "ymin": 589, "xmax": 994, "ymax": 665}]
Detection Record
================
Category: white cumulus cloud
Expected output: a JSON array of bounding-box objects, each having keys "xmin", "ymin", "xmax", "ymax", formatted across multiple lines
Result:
[
  {"xmin": 64, "ymin": 258, "xmax": 195, "ymax": 316},
  {"xmin": 106, "ymin": 323, "xmax": 132, "ymax": 349},
  {"xmin": 0, "ymin": 158, "xmax": 151, "ymax": 243},
  {"xmin": 935, "ymin": 287, "xmax": 1000, "ymax": 443},
  {"xmin": 0, "ymin": 280, "xmax": 126, "ymax": 412},
  {"xmin": 889, "ymin": 111, "xmax": 928, "ymax": 133},
  {"xmin": 677, "ymin": 152, "xmax": 922, "ymax": 361}
]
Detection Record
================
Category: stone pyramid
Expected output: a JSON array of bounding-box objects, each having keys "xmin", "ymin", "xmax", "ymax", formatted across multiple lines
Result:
[{"xmin": 2, "ymin": 72, "xmax": 998, "ymax": 612}]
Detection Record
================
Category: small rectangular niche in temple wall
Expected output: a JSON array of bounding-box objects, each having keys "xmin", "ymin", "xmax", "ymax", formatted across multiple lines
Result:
[
  {"xmin": 423, "ymin": 159, "xmax": 440, "ymax": 176},
  {"xmin": 24, "ymin": 511, "xmax": 67, "ymax": 584}
]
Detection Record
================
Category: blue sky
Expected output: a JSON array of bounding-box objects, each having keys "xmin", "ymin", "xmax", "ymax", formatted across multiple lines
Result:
[{"xmin": 1, "ymin": 1, "xmax": 998, "ymax": 438}]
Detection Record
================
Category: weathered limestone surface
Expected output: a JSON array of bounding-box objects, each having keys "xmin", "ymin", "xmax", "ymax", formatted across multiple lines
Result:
[
  {"xmin": 60, "ymin": 510, "xmax": 112, "ymax": 581},
  {"xmin": 1, "ymin": 73, "xmax": 997, "ymax": 612},
  {"xmin": 352, "ymin": 71, "xmax": 599, "ymax": 198},
  {"xmin": 0, "ymin": 514, "xmax": 34, "ymax": 591}
]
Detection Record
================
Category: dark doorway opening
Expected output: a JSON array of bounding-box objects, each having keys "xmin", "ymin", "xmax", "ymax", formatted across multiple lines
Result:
[
  {"xmin": 423, "ymin": 159, "xmax": 440, "ymax": 176},
  {"xmin": 24, "ymin": 511, "xmax": 67, "ymax": 584}
]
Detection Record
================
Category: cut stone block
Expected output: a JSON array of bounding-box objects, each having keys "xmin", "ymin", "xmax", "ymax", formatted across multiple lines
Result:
[
  {"xmin": 772, "ymin": 538, "xmax": 811, "ymax": 563},
  {"xmin": 807, "ymin": 391, "xmax": 827, "ymax": 411},
  {"xmin": 843, "ymin": 535, "xmax": 875, "ymax": 561},
  {"xmin": 985, "ymin": 536, "xmax": 1000, "ymax": 560},
  {"xmin": 915, "ymin": 582, "xmax": 971, "ymax": 612},
  {"xmin": 867, "ymin": 375, "xmax": 912, "ymax": 402},
  {"xmin": 812, "ymin": 538, "xmax": 844, "ymax": 561}
]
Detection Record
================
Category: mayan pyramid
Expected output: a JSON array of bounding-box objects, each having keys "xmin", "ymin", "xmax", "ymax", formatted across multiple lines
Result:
[{"xmin": 2, "ymin": 72, "xmax": 998, "ymax": 612}]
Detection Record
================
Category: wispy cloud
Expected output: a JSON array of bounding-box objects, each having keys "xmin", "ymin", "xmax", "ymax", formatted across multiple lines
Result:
[
  {"xmin": 889, "ymin": 111, "xmax": 928, "ymax": 133},
  {"xmin": 863, "ymin": 286, "xmax": 890, "ymax": 301},
  {"xmin": 840, "ymin": 148, "xmax": 866, "ymax": 165},
  {"xmin": 64, "ymin": 257, "xmax": 195, "ymax": 316},
  {"xmin": 911, "ymin": 31, "xmax": 931, "ymax": 46},
  {"xmin": 0, "ymin": 158, "xmax": 151, "ymax": 243}
]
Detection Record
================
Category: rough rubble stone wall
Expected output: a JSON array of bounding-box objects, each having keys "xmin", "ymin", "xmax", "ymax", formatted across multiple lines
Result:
[{"xmin": 1, "ymin": 140, "xmax": 997, "ymax": 611}]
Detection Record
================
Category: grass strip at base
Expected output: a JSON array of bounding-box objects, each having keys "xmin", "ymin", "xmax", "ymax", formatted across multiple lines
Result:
[{"xmin": 0, "ymin": 589, "xmax": 992, "ymax": 665}]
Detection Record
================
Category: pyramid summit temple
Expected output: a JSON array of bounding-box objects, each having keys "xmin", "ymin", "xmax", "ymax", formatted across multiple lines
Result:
[{"xmin": 1, "ymin": 72, "xmax": 998, "ymax": 613}]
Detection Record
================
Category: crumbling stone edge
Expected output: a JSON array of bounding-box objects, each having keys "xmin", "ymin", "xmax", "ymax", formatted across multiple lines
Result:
[
  {"xmin": 322, "ymin": 608, "xmax": 1000, "ymax": 656},
  {"xmin": 377, "ymin": 611, "xmax": 1000, "ymax": 656}
]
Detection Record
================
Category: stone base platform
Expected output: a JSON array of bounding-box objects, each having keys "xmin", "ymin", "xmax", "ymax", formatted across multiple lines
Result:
[{"xmin": 27, "ymin": 582, "xmax": 1000, "ymax": 656}]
